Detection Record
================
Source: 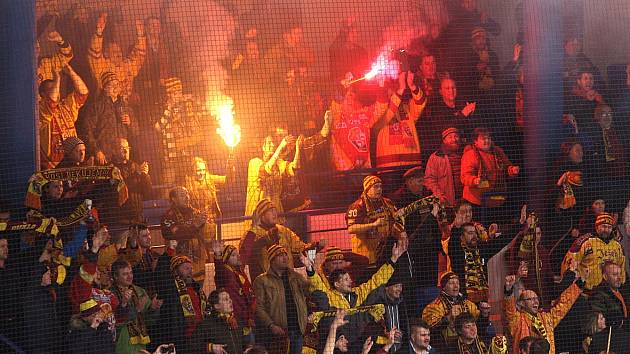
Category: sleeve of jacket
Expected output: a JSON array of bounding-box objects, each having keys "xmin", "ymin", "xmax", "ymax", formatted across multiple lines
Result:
[
  {"xmin": 284, "ymin": 227, "xmax": 308, "ymax": 254},
  {"xmin": 354, "ymin": 262, "xmax": 394, "ymax": 306},
  {"xmin": 548, "ymin": 282, "xmax": 582, "ymax": 328},
  {"xmin": 308, "ymin": 271, "xmax": 331, "ymax": 295},
  {"xmin": 87, "ymin": 32, "xmax": 109, "ymax": 89},
  {"xmin": 370, "ymin": 93, "xmax": 402, "ymax": 129},
  {"xmin": 424, "ymin": 154, "xmax": 447, "ymax": 200},
  {"xmin": 560, "ymin": 240, "xmax": 584, "ymax": 277},
  {"xmin": 460, "ymin": 149, "xmax": 480, "ymax": 186},
  {"xmin": 239, "ymin": 231, "xmax": 256, "ymax": 270},
  {"xmin": 422, "ymin": 299, "xmax": 449, "ymax": 329},
  {"xmin": 253, "ymin": 276, "xmax": 274, "ymax": 328},
  {"xmin": 124, "ymin": 35, "xmax": 147, "ymax": 80},
  {"xmin": 408, "ymin": 88, "xmax": 428, "ymax": 123},
  {"xmin": 503, "ymin": 294, "xmax": 520, "ymax": 336},
  {"xmin": 213, "ymin": 255, "xmax": 230, "ymax": 289}
]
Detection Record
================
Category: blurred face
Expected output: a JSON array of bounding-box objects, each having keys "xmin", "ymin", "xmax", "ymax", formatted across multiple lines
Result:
[
  {"xmin": 146, "ymin": 18, "xmax": 161, "ymax": 37},
  {"xmin": 106, "ymin": 43, "xmax": 124, "ymax": 65},
  {"xmin": 260, "ymin": 207, "xmax": 278, "ymax": 225},
  {"xmin": 214, "ymin": 291, "xmax": 234, "ymax": 314},
  {"xmin": 472, "ymin": 33, "xmax": 487, "ymax": 51},
  {"xmin": 410, "ymin": 327, "xmax": 431, "ymax": 350},
  {"xmin": 569, "ymin": 144, "xmax": 583, "ymax": 163},
  {"xmin": 70, "ymin": 144, "xmax": 86, "ymax": 163},
  {"xmin": 262, "ymin": 136, "xmax": 275, "ymax": 159},
  {"xmin": 385, "ymin": 283, "xmax": 403, "ymax": 301},
  {"xmin": 420, "ymin": 55, "xmax": 436, "ymax": 79},
  {"xmin": 597, "ymin": 313, "xmax": 607, "ymax": 331},
  {"xmin": 40, "ymin": 80, "xmax": 56, "ymax": 100},
  {"xmin": 474, "ymin": 134, "xmax": 492, "ymax": 151},
  {"xmin": 115, "ymin": 266, "xmax": 133, "ymax": 287},
  {"xmin": 459, "ymin": 321, "xmax": 478, "ymax": 342},
  {"xmin": 443, "ymin": 132, "xmax": 461, "ymax": 150},
  {"xmin": 271, "ymin": 251, "xmax": 289, "ymax": 271},
  {"xmin": 46, "ymin": 181, "xmax": 64, "ymax": 200},
  {"xmin": 0, "ymin": 239, "xmax": 8, "ymax": 261},
  {"xmin": 335, "ymin": 334, "xmax": 349, "ymax": 352},
  {"xmin": 596, "ymin": 223, "xmax": 613, "ymax": 240},
  {"xmin": 103, "ymin": 79, "xmax": 121, "ymax": 99},
  {"xmin": 565, "ymin": 38, "xmax": 581, "ymax": 57},
  {"xmin": 592, "ymin": 199, "xmax": 606, "ymax": 214},
  {"xmin": 228, "ymin": 249, "xmax": 241, "ymax": 267},
  {"xmin": 406, "ymin": 177, "xmax": 424, "ymax": 195},
  {"xmin": 596, "ymin": 107, "xmax": 613, "ymax": 129},
  {"xmin": 194, "ymin": 160, "xmax": 207, "ymax": 181},
  {"xmin": 603, "ymin": 264, "xmax": 623, "ymax": 289},
  {"xmin": 440, "ymin": 79, "xmax": 457, "ymax": 104},
  {"xmin": 117, "ymin": 139, "xmax": 130, "ymax": 162},
  {"xmin": 443, "ymin": 277, "xmax": 460, "ymax": 297},
  {"xmin": 334, "ymin": 272, "xmax": 353, "ymax": 294},
  {"xmin": 456, "ymin": 204, "xmax": 473, "ymax": 223},
  {"xmin": 462, "ymin": 225, "xmax": 478, "ymax": 247},
  {"xmin": 366, "ymin": 183, "xmax": 383, "ymax": 199},
  {"xmin": 519, "ymin": 290, "xmax": 540, "ymax": 314},
  {"xmin": 172, "ymin": 189, "xmax": 190, "ymax": 208},
  {"xmin": 138, "ymin": 229, "xmax": 152, "ymax": 249},
  {"xmin": 577, "ymin": 72, "xmax": 594, "ymax": 91},
  {"xmin": 176, "ymin": 262, "xmax": 193, "ymax": 282}
]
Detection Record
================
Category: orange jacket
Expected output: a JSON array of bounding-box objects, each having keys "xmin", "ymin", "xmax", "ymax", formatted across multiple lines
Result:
[{"xmin": 504, "ymin": 283, "xmax": 582, "ymax": 354}]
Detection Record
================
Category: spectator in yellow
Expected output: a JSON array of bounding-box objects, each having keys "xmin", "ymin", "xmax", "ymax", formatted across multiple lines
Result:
[{"xmin": 561, "ymin": 213, "xmax": 626, "ymax": 289}]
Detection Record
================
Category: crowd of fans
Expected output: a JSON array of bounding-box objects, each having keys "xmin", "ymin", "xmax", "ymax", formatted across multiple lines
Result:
[{"xmin": 3, "ymin": 0, "xmax": 630, "ymax": 353}]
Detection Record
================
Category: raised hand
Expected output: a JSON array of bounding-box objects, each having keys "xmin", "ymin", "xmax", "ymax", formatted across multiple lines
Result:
[
  {"xmin": 331, "ymin": 308, "xmax": 349, "ymax": 328},
  {"xmin": 298, "ymin": 252, "xmax": 314, "ymax": 271},
  {"xmin": 462, "ymin": 102, "xmax": 476, "ymax": 117},
  {"xmin": 96, "ymin": 13, "xmax": 108, "ymax": 35},
  {"xmin": 505, "ymin": 275, "xmax": 516, "ymax": 290},
  {"xmin": 391, "ymin": 237, "xmax": 408, "ymax": 263},
  {"xmin": 150, "ymin": 294, "xmax": 164, "ymax": 310}
]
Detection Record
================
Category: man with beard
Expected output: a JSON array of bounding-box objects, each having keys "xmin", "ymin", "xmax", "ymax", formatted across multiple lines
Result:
[
  {"xmin": 161, "ymin": 187, "xmax": 212, "ymax": 282},
  {"xmin": 424, "ymin": 127, "xmax": 464, "ymax": 208},
  {"xmin": 155, "ymin": 255, "xmax": 205, "ymax": 354},
  {"xmin": 589, "ymin": 261, "xmax": 630, "ymax": 329},
  {"xmin": 562, "ymin": 212, "xmax": 626, "ymax": 290},
  {"xmin": 240, "ymin": 198, "xmax": 324, "ymax": 280}
]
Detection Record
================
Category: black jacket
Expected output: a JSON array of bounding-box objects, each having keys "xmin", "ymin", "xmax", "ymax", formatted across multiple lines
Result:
[
  {"xmin": 589, "ymin": 283, "xmax": 630, "ymax": 329},
  {"xmin": 193, "ymin": 312, "xmax": 244, "ymax": 354}
]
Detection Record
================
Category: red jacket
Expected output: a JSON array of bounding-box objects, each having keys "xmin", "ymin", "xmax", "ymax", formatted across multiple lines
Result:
[
  {"xmin": 460, "ymin": 144, "xmax": 513, "ymax": 206},
  {"xmin": 214, "ymin": 256, "xmax": 256, "ymax": 328}
]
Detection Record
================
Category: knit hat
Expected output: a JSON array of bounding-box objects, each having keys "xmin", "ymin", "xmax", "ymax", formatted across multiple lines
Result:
[
  {"xmin": 440, "ymin": 271, "xmax": 459, "ymax": 288},
  {"xmin": 363, "ymin": 175, "xmax": 382, "ymax": 193},
  {"xmin": 471, "ymin": 27, "xmax": 486, "ymax": 39},
  {"xmin": 403, "ymin": 166, "xmax": 424, "ymax": 180},
  {"xmin": 267, "ymin": 244, "xmax": 287, "ymax": 263},
  {"xmin": 441, "ymin": 127, "xmax": 459, "ymax": 141},
  {"xmin": 386, "ymin": 267, "xmax": 405, "ymax": 287},
  {"xmin": 324, "ymin": 247, "xmax": 345, "ymax": 263},
  {"xmin": 62, "ymin": 136, "xmax": 85, "ymax": 153},
  {"xmin": 170, "ymin": 255, "xmax": 192, "ymax": 273},
  {"xmin": 253, "ymin": 199, "xmax": 276, "ymax": 220},
  {"xmin": 163, "ymin": 77, "xmax": 183, "ymax": 95},
  {"xmin": 595, "ymin": 212, "xmax": 614, "ymax": 228},
  {"xmin": 222, "ymin": 244, "xmax": 237, "ymax": 262},
  {"xmin": 100, "ymin": 71, "xmax": 118, "ymax": 88},
  {"xmin": 79, "ymin": 298, "xmax": 101, "ymax": 318}
]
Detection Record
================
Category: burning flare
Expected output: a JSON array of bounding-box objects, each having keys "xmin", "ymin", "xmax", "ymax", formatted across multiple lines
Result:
[{"xmin": 209, "ymin": 97, "xmax": 241, "ymax": 149}]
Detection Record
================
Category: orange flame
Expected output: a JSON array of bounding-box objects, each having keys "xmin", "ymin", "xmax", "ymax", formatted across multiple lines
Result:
[{"xmin": 210, "ymin": 97, "xmax": 241, "ymax": 148}]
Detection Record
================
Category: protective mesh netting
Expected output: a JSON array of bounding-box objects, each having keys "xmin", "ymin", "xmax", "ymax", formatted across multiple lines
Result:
[{"xmin": 1, "ymin": 0, "xmax": 630, "ymax": 353}]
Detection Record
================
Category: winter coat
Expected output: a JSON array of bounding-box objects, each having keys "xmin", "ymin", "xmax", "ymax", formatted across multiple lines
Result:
[
  {"xmin": 68, "ymin": 316, "xmax": 116, "ymax": 354},
  {"xmin": 193, "ymin": 312, "xmax": 244, "ymax": 354}
]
